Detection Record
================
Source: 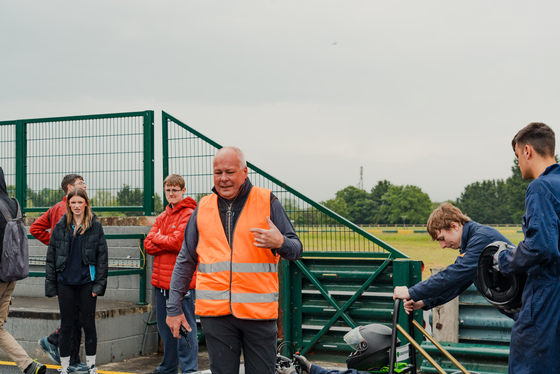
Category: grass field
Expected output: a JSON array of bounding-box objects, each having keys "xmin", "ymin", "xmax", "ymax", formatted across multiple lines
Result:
[{"xmin": 369, "ymin": 229, "xmax": 525, "ymax": 280}]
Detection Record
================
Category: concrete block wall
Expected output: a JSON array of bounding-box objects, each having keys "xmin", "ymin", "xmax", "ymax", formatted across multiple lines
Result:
[{"xmin": 2, "ymin": 297, "xmax": 158, "ymax": 365}]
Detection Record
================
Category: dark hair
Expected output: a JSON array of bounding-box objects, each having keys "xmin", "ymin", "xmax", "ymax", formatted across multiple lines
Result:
[
  {"xmin": 426, "ymin": 203, "xmax": 470, "ymax": 240},
  {"xmin": 61, "ymin": 174, "xmax": 84, "ymax": 194},
  {"xmin": 66, "ymin": 188, "xmax": 93, "ymax": 236},
  {"xmin": 512, "ymin": 122, "xmax": 555, "ymax": 158}
]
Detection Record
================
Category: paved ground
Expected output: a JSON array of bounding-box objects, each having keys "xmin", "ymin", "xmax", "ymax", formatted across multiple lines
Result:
[{"xmin": 1, "ymin": 349, "xmax": 344, "ymax": 373}]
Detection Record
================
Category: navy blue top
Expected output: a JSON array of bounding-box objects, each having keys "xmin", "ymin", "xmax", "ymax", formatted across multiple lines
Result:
[
  {"xmin": 409, "ymin": 220, "xmax": 513, "ymax": 309},
  {"xmin": 58, "ymin": 226, "xmax": 93, "ymax": 285},
  {"xmin": 499, "ymin": 163, "xmax": 560, "ymax": 280}
]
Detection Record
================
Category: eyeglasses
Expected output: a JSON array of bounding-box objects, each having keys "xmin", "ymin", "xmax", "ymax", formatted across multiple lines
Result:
[
  {"xmin": 74, "ymin": 181, "xmax": 86, "ymax": 186},
  {"xmin": 164, "ymin": 189, "xmax": 183, "ymax": 194}
]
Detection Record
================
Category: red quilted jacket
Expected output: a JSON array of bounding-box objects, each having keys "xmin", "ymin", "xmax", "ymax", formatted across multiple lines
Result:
[
  {"xmin": 30, "ymin": 197, "xmax": 67, "ymax": 245},
  {"xmin": 144, "ymin": 197, "xmax": 197, "ymax": 290}
]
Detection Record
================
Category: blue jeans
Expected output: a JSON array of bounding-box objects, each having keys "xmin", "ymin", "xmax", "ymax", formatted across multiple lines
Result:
[{"xmin": 155, "ymin": 287, "xmax": 198, "ymax": 374}]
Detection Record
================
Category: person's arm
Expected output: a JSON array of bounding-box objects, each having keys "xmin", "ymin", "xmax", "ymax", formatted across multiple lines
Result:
[
  {"xmin": 269, "ymin": 197, "xmax": 303, "ymax": 260},
  {"xmin": 499, "ymin": 189, "xmax": 560, "ymax": 275},
  {"xmin": 148, "ymin": 209, "xmax": 193, "ymax": 254},
  {"xmin": 45, "ymin": 229, "xmax": 58, "ymax": 297},
  {"xmin": 92, "ymin": 225, "xmax": 109, "ymax": 297},
  {"xmin": 167, "ymin": 209, "xmax": 199, "ymax": 337},
  {"xmin": 408, "ymin": 238, "xmax": 485, "ymax": 309},
  {"xmin": 144, "ymin": 214, "xmax": 164, "ymax": 255},
  {"xmin": 30, "ymin": 209, "xmax": 53, "ymax": 245}
]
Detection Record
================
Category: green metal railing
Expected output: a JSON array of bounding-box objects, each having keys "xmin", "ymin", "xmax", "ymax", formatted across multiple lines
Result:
[
  {"xmin": 162, "ymin": 111, "xmax": 407, "ymax": 257},
  {"xmin": 28, "ymin": 233, "xmax": 148, "ymax": 305},
  {"xmin": 0, "ymin": 111, "xmax": 155, "ymax": 215}
]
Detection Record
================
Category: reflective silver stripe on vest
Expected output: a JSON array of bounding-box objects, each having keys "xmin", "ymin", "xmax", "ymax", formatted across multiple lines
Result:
[
  {"xmin": 196, "ymin": 289, "xmax": 230, "ymax": 300},
  {"xmin": 232, "ymin": 292, "xmax": 279, "ymax": 303},
  {"xmin": 197, "ymin": 261, "xmax": 230, "ymax": 273},
  {"xmin": 232, "ymin": 263, "xmax": 278, "ymax": 273},
  {"xmin": 196, "ymin": 290, "xmax": 278, "ymax": 303},
  {"xmin": 197, "ymin": 262, "xmax": 278, "ymax": 273}
]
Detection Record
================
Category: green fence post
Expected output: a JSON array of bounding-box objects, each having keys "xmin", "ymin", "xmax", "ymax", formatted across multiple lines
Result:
[
  {"xmin": 15, "ymin": 120, "xmax": 27, "ymax": 209},
  {"xmin": 143, "ymin": 110, "xmax": 155, "ymax": 216},
  {"xmin": 280, "ymin": 259, "xmax": 292, "ymax": 356},
  {"xmin": 393, "ymin": 259, "xmax": 423, "ymax": 361}
]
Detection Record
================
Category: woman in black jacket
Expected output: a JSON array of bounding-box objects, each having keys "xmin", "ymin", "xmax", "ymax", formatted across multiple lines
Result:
[{"xmin": 45, "ymin": 188, "xmax": 108, "ymax": 374}]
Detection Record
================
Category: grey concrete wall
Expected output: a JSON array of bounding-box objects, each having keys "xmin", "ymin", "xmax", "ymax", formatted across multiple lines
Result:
[{"xmin": 2, "ymin": 299, "xmax": 158, "ymax": 365}]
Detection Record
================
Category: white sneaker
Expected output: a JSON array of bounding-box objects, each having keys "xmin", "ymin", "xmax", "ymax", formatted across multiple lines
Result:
[{"xmin": 88, "ymin": 366, "xmax": 99, "ymax": 374}]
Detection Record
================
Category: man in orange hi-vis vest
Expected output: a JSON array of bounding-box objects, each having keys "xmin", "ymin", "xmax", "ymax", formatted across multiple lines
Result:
[{"xmin": 166, "ymin": 146, "xmax": 303, "ymax": 374}]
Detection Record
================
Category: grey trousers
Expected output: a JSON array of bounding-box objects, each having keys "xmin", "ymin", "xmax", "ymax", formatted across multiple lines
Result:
[{"xmin": 0, "ymin": 281, "xmax": 33, "ymax": 372}]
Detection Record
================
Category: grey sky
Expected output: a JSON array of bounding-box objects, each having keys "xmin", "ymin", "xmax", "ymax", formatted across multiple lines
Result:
[{"xmin": 2, "ymin": 1, "xmax": 558, "ymax": 202}]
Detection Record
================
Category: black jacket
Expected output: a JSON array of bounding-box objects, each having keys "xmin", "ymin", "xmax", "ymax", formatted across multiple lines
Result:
[{"xmin": 45, "ymin": 214, "xmax": 108, "ymax": 297}]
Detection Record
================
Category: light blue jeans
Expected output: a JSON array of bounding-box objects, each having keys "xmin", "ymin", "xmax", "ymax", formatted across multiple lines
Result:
[{"xmin": 155, "ymin": 287, "xmax": 198, "ymax": 374}]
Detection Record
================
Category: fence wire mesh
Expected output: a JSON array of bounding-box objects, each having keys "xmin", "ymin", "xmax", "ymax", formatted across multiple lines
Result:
[
  {"xmin": 1, "ymin": 111, "xmax": 154, "ymax": 214},
  {"xmin": 163, "ymin": 111, "xmax": 404, "ymax": 256},
  {"xmin": 0, "ymin": 122, "xmax": 16, "ymax": 198}
]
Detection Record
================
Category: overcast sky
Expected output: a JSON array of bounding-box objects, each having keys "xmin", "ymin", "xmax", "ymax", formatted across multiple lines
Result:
[{"xmin": 2, "ymin": 1, "xmax": 559, "ymax": 203}]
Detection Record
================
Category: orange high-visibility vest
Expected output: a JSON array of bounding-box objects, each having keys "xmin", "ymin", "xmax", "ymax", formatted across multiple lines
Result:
[{"xmin": 195, "ymin": 186, "xmax": 280, "ymax": 320}]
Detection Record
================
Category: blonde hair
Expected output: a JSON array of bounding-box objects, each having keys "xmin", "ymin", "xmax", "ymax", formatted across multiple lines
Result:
[
  {"xmin": 426, "ymin": 203, "xmax": 470, "ymax": 240},
  {"xmin": 66, "ymin": 188, "xmax": 93, "ymax": 236}
]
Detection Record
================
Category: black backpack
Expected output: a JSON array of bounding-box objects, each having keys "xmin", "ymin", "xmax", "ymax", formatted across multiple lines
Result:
[{"xmin": 0, "ymin": 199, "xmax": 29, "ymax": 282}]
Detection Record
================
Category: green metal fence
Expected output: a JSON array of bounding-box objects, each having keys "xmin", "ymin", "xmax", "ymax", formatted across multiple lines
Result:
[
  {"xmin": 0, "ymin": 111, "xmax": 155, "ymax": 215},
  {"xmin": 162, "ymin": 111, "xmax": 408, "ymax": 256}
]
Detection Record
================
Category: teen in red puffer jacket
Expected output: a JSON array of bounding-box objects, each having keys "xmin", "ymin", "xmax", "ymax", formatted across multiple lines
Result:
[
  {"xmin": 144, "ymin": 174, "xmax": 199, "ymax": 374},
  {"xmin": 145, "ymin": 193, "xmax": 197, "ymax": 290}
]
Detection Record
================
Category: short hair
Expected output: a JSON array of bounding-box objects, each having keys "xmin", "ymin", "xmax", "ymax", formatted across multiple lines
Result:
[
  {"xmin": 426, "ymin": 203, "xmax": 471, "ymax": 240},
  {"xmin": 163, "ymin": 174, "xmax": 185, "ymax": 189},
  {"xmin": 512, "ymin": 122, "xmax": 555, "ymax": 158},
  {"xmin": 61, "ymin": 174, "xmax": 83, "ymax": 194},
  {"xmin": 215, "ymin": 146, "xmax": 247, "ymax": 169}
]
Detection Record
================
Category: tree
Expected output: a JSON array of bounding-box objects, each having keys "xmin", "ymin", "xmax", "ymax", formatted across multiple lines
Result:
[
  {"xmin": 335, "ymin": 186, "xmax": 374, "ymax": 224},
  {"xmin": 370, "ymin": 180, "xmax": 391, "ymax": 224},
  {"xmin": 321, "ymin": 196, "xmax": 349, "ymax": 224},
  {"xmin": 90, "ymin": 190, "xmax": 117, "ymax": 207},
  {"xmin": 154, "ymin": 192, "xmax": 163, "ymax": 214},
  {"xmin": 504, "ymin": 159, "xmax": 531, "ymax": 223},
  {"xmin": 117, "ymin": 185, "xmax": 143, "ymax": 216},
  {"xmin": 379, "ymin": 185, "xmax": 433, "ymax": 224}
]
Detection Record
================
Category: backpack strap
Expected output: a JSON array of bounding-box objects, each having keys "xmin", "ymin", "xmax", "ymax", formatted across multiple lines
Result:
[{"xmin": 0, "ymin": 199, "xmax": 21, "ymax": 221}]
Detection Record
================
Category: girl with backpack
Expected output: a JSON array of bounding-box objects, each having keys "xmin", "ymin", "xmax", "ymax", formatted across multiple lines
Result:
[{"xmin": 45, "ymin": 188, "xmax": 108, "ymax": 374}]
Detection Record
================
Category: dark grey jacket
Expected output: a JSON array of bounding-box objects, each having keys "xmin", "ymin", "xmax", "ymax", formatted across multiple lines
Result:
[{"xmin": 45, "ymin": 214, "xmax": 108, "ymax": 297}]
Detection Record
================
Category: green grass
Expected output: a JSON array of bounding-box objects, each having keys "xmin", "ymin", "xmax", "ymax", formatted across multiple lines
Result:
[{"xmin": 371, "ymin": 230, "xmax": 525, "ymax": 280}]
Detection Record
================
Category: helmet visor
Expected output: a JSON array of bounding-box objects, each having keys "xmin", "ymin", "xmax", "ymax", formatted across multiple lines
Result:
[{"xmin": 343, "ymin": 327, "xmax": 366, "ymax": 350}]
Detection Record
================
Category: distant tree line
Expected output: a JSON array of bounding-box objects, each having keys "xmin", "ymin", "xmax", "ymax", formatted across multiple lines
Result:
[
  {"xmin": 13, "ymin": 185, "xmax": 164, "ymax": 217},
  {"xmin": 321, "ymin": 159, "xmax": 533, "ymax": 225}
]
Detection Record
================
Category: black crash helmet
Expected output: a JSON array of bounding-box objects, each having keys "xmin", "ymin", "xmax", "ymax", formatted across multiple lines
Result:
[
  {"xmin": 477, "ymin": 241, "xmax": 526, "ymax": 311},
  {"xmin": 344, "ymin": 323, "xmax": 399, "ymax": 370}
]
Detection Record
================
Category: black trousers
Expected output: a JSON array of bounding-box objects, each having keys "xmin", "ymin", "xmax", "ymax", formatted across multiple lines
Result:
[
  {"xmin": 57, "ymin": 282, "xmax": 98, "ymax": 358},
  {"xmin": 48, "ymin": 305, "xmax": 83, "ymax": 365},
  {"xmin": 200, "ymin": 315, "xmax": 278, "ymax": 374}
]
